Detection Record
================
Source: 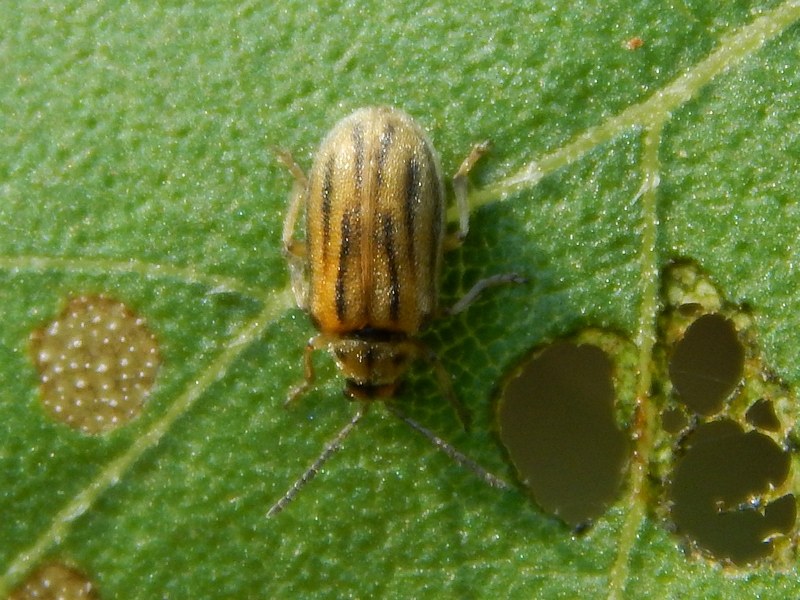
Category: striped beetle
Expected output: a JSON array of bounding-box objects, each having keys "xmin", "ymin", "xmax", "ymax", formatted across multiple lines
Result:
[{"xmin": 271, "ymin": 106, "xmax": 520, "ymax": 515}]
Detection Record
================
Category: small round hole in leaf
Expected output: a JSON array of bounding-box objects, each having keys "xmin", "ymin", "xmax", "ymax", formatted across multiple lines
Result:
[
  {"xmin": 661, "ymin": 406, "xmax": 689, "ymax": 435},
  {"xmin": 745, "ymin": 398, "xmax": 781, "ymax": 432}
]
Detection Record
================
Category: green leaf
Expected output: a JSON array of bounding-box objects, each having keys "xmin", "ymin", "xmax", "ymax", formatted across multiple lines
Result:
[{"xmin": 2, "ymin": 1, "xmax": 799, "ymax": 598}]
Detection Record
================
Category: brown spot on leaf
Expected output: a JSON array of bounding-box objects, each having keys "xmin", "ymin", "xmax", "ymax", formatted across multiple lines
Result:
[
  {"xmin": 624, "ymin": 36, "xmax": 644, "ymax": 50},
  {"xmin": 30, "ymin": 295, "xmax": 160, "ymax": 434},
  {"xmin": 9, "ymin": 562, "xmax": 98, "ymax": 600}
]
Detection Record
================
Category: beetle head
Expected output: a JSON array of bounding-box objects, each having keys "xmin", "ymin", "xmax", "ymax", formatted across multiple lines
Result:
[{"xmin": 332, "ymin": 337, "xmax": 414, "ymax": 400}]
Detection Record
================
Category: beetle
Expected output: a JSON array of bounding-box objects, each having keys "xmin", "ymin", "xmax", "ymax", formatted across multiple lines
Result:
[
  {"xmin": 280, "ymin": 106, "xmax": 519, "ymax": 421},
  {"xmin": 270, "ymin": 107, "xmax": 521, "ymax": 516}
]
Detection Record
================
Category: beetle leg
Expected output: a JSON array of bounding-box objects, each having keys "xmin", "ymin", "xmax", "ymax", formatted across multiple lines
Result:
[
  {"xmin": 446, "ymin": 140, "xmax": 491, "ymax": 249},
  {"xmin": 285, "ymin": 334, "xmax": 327, "ymax": 407},
  {"xmin": 275, "ymin": 148, "xmax": 308, "ymax": 256},
  {"xmin": 275, "ymin": 148, "xmax": 310, "ymax": 308},
  {"xmin": 447, "ymin": 273, "xmax": 527, "ymax": 316},
  {"xmin": 407, "ymin": 340, "xmax": 471, "ymax": 431}
]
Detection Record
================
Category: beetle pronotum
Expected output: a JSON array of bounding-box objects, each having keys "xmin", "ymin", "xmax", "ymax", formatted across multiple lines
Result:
[{"xmin": 270, "ymin": 106, "xmax": 521, "ymax": 516}]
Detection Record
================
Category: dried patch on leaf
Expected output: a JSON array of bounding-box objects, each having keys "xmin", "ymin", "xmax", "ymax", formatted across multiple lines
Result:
[
  {"xmin": 30, "ymin": 295, "xmax": 160, "ymax": 434},
  {"xmin": 9, "ymin": 562, "xmax": 98, "ymax": 600}
]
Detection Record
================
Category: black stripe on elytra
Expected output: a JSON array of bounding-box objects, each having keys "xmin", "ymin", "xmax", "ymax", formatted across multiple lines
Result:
[
  {"xmin": 321, "ymin": 154, "xmax": 334, "ymax": 261},
  {"xmin": 382, "ymin": 213, "xmax": 401, "ymax": 323},
  {"xmin": 335, "ymin": 209, "xmax": 353, "ymax": 322},
  {"xmin": 352, "ymin": 124, "xmax": 365, "ymax": 194},
  {"xmin": 404, "ymin": 156, "xmax": 421, "ymax": 266},
  {"xmin": 376, "ymin": 122, "xmax": 395, "ymax": 189}
]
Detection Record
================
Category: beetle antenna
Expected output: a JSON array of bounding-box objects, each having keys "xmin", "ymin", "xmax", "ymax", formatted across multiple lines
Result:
[
  {"xmin": 384, "ymin": 403, "xmax": 511, "ymax": 490},
  {"xmin": 267, "ymin": 405, "xmax": 368, "ymax": 518}
]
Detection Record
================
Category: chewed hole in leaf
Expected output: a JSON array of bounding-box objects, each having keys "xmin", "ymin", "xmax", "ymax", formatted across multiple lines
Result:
[
  {"xmin": 8, "ymin": 561, "xmax": 98, "ymax": 600},
  {"xmin": 669, "ymin": 419, "xmax": 795, "ymax": 566},
  {"xmin": 745, "ymin": 398, "xmax": 781, "ymax": 432},
  {"xmin": 669, "ymin": 313, "xmax": 744, "ymax": 416},
  {"xmin": 661, "ymin": 406, "xmax": 690, "ymax": 435},
  {"xmin": 29, "ymin": 294, "xmax": 160, "ymax": 434},
  {"xmin": 497, "ymin": 341, "xmax": 630, "ymax": 528}
]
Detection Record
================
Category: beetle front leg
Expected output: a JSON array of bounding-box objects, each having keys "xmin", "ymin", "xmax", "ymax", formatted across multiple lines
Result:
[{"xmin": 285, "ymin": 334, "xmax": 328, "ymax": 407}]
